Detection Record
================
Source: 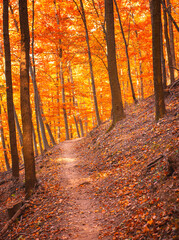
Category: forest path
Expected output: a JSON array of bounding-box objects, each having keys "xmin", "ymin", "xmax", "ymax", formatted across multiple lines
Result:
[{"xmin": 56, "ymin": 138, "xmax": 103, "ymax": 240}]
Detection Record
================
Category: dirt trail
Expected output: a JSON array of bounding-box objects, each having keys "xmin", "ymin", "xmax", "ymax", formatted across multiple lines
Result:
[{"xmin": 57, "ymin": 138, "xmax": 103, "ymax": 240}]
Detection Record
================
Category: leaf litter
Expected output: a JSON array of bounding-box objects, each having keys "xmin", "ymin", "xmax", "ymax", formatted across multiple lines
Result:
[{"xmin": 0, "ymin": 85, "xmax": 178, "ymax": 239}]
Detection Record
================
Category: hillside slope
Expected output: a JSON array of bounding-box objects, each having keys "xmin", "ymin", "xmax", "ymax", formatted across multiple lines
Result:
[
  {"xmin": 0, "ymin": 85, "xmax": 178, "ymax": 240},
  {"xmin": 75, "ymin": 85, "xmax": 179, "ymax": 239}
]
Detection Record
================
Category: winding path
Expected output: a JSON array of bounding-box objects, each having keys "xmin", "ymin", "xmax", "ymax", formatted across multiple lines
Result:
[{"xmin": 57, "ymin": 138, "xmax": 103, "ymax": 240}]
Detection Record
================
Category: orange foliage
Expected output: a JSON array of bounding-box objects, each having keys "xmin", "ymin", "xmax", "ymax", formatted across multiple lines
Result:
[{"xmin": 0, "ymin": 0, "xmax": 178, "ymax": 169}]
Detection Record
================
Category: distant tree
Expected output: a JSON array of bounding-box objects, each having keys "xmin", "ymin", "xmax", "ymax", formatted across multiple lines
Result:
[
  {"xmin": 19, "ymin": 0, "xmax": 37, "ymax": 198},
  {"xmin": 3, "ymin": 0, "xmax": 19, "ymax": 179},
  {"xmin": 162, "ymin": 0, "xmax": 175, "ymax": 84},
  {"xmin": 114, "ymin": 0, "xmax": 138, "ymax": 104},
  {"xmin": 0, "ymin": 100, "xmax": 10, "ymax": 171},
  {"xmin": 74, "ymin": 0, "xmax": 101, "ymax": 126},
  {"xmin": 105, "ymin": 0, "xmax": 125, "ymax": 129},
  {"xmin": 150, "ymin": 0, "xmax": 165, "ymax": 121}
]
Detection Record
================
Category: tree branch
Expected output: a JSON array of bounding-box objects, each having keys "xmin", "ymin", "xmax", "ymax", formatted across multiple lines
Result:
[{"xmin": 161, "ymin": 0, "xmax": 179, "ymax": 32}]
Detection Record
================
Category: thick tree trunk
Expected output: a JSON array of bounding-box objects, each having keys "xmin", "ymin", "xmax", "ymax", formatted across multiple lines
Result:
[
  {"xmin": 3, "ymin": 0, "xmax": 19, "ymax": 179},
  {"xmin": 79, "ymin": 0, "xmax": 101, "ymax": 126},
  {"xmin": 151, "ymin": 0, "xmax": 165, "ymax": 121},
  {"xmin": 19, "ymin": 0, "xmax": 37, "ymax": 198},
  {"xmin": 105, "ymin": 0, "xmax": 125, "ymax": 128}
]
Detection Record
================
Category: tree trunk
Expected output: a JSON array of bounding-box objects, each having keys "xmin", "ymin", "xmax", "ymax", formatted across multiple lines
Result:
[
  {"xmin": 79, "ymin": 119, "xmax": 84, "ymax": 137},
  {"xmin": 160, "ymin": 19, "xmax": 167, "ymax": 88},
  {"xmin": 131, "ymin": 14, "xmax": 144, "ymax": 99},
  {"xmin": 3, "ymin": 0, "xmax": 19, "ymax": 179},
  {"xmin": 73, "ymin": 115, "xmax": 81, "ymax": 138},
  {"xmin": 60, "ymin": 62, "xmax": 70, "ymax": 140},
  {"xmin": 30, "ymin": 0, "xmax": 49, "ymax": 152},
  {"xmin": 32, "ymin": 123, "xmax": 38, "ymax": 157},
  {"xmin": 19, "ymin": 0, "xmax": 37, "ymax": 198},
  {"xmin": 54, "ymin": 0, "xmax": 61, "ymax": 143},
  {"xmin": 0, "ymin": 102, "xmax": 10, "ymax": 171},
  {"xmin": 105, "ymin": 0, "xmax": 125, "ymax": 129},
  {"xmin": 150, "ymin": 0, "xmax": 165, "ymax": 121},
  {"xmin": 162, "ymin": 0, "xmax": 175, "ymax": 84},
  {"xmin": 79, "ymin": 0, "xmax": 101, "ymax": 126},
  {"xmin": 13, "ymin": 105, "xmax": 25, "ymax": 161},
  {"xmin": 166, "ymin": 0, "xmax": 176, "ymax": 76},
  {"xmin": 114, "ymin": 0, "xmax": 138, "ymax": 104},
  {"xmin": 68, "ymin": 61, "xmax": 81, "ymax": 138}
]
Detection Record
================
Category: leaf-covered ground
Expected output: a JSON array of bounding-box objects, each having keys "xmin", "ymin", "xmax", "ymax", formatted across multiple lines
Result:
[{"xmin": 0, "ymin": 85, "xmax": 178, "ymax": 240}]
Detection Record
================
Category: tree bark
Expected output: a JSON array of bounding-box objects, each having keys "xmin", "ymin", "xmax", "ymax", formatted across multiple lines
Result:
[
  {"xmin": 19, "ymin": 0, "xmax": 37, "ymax": 198},
  {"xmin": 3, "ymin": 0, "xmax": 19, "ymax": 179},
  {"xmin": 150, "ymin": 0, "xmax": 165, "ymax": 121},
  {"xmin": 105, "ymin": 0, "xmax": 125, "ymax": 128}
]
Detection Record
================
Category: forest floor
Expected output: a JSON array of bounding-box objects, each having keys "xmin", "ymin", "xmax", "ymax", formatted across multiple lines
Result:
[{"xmin": 0, "ymin": 84, "xmax": 179, "ymax": 240}]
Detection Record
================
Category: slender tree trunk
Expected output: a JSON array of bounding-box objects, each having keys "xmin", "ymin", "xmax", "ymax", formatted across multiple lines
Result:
[
  {"xmin": 105, "ymin": 0, "xmax": 125, "ymax": 129},
  {"xmin": 79, "ymin": 0, "xmax": 101, "ymax": 126},
  {"xmin": 56, "ymin": 84, "xmax": 60, "ymax": 143},
  {"xmin": 74, "ymin": 116, "xmax": 80, "ymax": 138},
  {"xmin": 3, "ymin": 0, "xmax": 19, "ymax": 179},
  {"xmin": 13, "ymin": 106, "xmax": 23, "ymax": 147},
  {"xmin": 30, "ymin": 0, "xmax": 49, "ymax": 152},
  {"xmin": 131, "ymin": 14, "xmax": 144, "ymax": 99},
  {"xmin": 151, "ymin": 0, "xmax": 165, "ymax": 121},
  {"xmin": 91, "ymin": 0, "xmax": 107, "ymax": 39},
  {"xmin": 160, "ymin": 19, "xmax": 167, "ymax": 88},
  {"xmin": 9, "ymin": 4, "xmax": 19, "ymax": 32},
  {"xmin": 44, "ymin": 121, "xmax": 56, "ymax": 145},
  {"xmin": 19, "ymin": 0, "xmax": 37, "ymax": 198},
  {"xmin": 166, "ymin": 0, "xmax": 176, "ymax": 75},
  {"xmin": 0, "ymin": 103, "xmax": 10, "ymax": 171},
  {"xmin": 162, "ymin": 0, "xmax": 175, "ymax": 84},
  {"xmin": 32, "ymin": 123, "xmax": 38, "ymax": 156},
  {"xmin": 60, "ymin": 62, "xmax": 70, "ymax": 140},
  {"xmin": 29, "ymin": 62, "xmax": 50, "ymax": 151},
  {"xmin": 79, "ymin": 119, "xmax": 84, "ymax": 137},
  {"xmin": 13, "ymin": 105, "xmax": 25, "ymax": 162},
  {"xmin": 68, "ymin": 61, "xmax": 81, "ymax": 138},
  {"xmin": 114, "ymin": 0, "xmax": 138, "ymax": 103}
]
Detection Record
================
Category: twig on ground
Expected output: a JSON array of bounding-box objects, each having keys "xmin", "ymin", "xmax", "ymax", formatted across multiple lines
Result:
[{"xmin": 0, "ymin": 202, "xmax": 28, "ymax": 236}]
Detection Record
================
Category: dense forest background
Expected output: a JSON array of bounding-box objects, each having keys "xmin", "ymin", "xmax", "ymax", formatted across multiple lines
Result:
[
  {"xmin": 0, "ymin": 0, "xmax": 179, "ymax": 238},
  {"xmin": 0, "ymin": 0, "xmax": 178, "ymax": 171}
]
